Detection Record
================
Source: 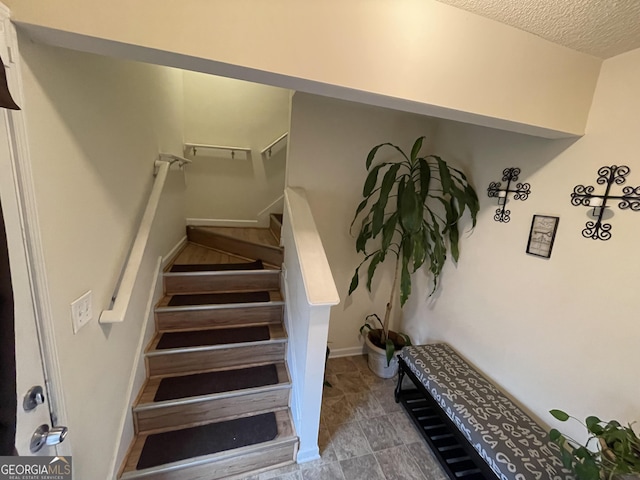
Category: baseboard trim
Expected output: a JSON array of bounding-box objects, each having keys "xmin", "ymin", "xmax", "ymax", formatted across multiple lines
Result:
[
  {"xmin": 162, "ymin": 235, "xmax": 187, "ymax": 268},
  {"xmin": 296, "ymin": 447, "xmax": 320, "ymax": 464},
  {"xmin": 329, "ymin": 346, "xmax": 365, "ymax": 358},
  {"xmin": 108, "ymin": 257, "xmax": 164, "ymax": 480},
  {"xmin": 186, "ymin": 218, "xmax": 259, "ymax": 227}
]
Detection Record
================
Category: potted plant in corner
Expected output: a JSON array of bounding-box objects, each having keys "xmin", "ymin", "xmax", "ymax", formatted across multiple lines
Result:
[
  {"xmin": 349, "ymin": 136, "xmax": 479, "ymax": 378},
  {"xmin": 549, "ymin": 409, "xmax": 640, "ymax": 480}
]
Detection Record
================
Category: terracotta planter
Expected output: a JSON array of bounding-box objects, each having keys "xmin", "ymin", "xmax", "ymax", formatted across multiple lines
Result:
[{"xmin": 365, "ymin": 330, "xmax": 406, "ymax": 378}]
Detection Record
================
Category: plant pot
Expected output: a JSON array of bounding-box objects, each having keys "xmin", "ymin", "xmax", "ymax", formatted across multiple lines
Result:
[{"xmin": 365, "ymin": 330, "xmax": 406, "ymax": 379}]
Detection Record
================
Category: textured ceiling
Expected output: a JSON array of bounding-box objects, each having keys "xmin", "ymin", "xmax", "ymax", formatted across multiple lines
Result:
[{"xmin": 434, "ymin": 0, "xmax": 640, "ymax": 58}]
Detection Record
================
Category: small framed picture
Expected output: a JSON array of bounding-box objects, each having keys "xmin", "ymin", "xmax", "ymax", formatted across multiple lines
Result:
[{"xmin": 526, "ymin": 215, "xmax": 559, "ymax": 258}]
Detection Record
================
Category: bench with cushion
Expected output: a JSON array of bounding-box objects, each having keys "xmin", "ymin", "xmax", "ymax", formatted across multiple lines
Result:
[{"xmin": 395, "ymin": 343, "xmax": 573, "ymax": 480}]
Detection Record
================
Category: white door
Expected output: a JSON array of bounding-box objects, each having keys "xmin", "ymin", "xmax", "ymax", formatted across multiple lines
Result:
[{"xmin": 0, "ymin": 8, "xmax": 66, "ymax": 456}]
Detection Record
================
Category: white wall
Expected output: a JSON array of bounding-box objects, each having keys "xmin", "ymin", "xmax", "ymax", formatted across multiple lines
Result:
[
  {"xmin": 7, "ymin": 0, "xmax": 600, "ymax": 137},
  {"xmin": 18, "ymin": 38, "xmax": 185, "ymax": 478},
  {"xmin": 287, "ymin": 93, "xmax": 436, "ymax": 356},
  {"xmin": 405, "ymin": 47, "xmax": 640, "ymax": 442},
  {"xmin": 182, "ymin": 72, "xmax": 289, "ymax": 221}
]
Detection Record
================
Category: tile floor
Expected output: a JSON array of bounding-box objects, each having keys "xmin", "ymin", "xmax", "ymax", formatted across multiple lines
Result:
[{"xmin": 242, "ymin": 355, "xmax": 448, "ymax": 480}]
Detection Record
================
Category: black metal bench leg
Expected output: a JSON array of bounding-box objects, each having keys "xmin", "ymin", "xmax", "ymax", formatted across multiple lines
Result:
[{"xmin": 394, "ymin": 361, "xmax": 405, "ymax": 403}]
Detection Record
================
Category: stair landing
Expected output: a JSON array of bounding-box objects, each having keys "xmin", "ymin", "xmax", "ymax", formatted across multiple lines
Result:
[{"xmin": 196, "ymin": 226, "xmax": 280, "ymax": 247}]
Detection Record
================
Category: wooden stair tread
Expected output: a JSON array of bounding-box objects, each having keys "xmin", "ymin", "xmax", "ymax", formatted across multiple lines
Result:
[
  {"xmin": 156, "ymin": 290, "xmax": 282, "ymax": 309},
  {"xmin": 169, "ymin": 259, "xmax": 265, "ymax": 272},
  {"xmin": 195, "ymin": 226, "xmax": 281, "ymax": 248},
  {"xmin": 135, "ymin": 362, "xmax": 290, "ymax": 407},
  {"xmin": 146, "ymin": 324, "xmax": 286, "ymax": 354},
  {"xmin": 163, "ymin": 268, "xmax": 281, "ymax": 296},
  {"xmin": 187, "ymin": 227, "xmax": 283, "ymax": 267},
  {"xmin": 170, "ymin": 242, "xmax": 275, "ymax": 267},
  {"xmin": 120, "ymin": 410, "xmax": 296, "ymax": 478}
]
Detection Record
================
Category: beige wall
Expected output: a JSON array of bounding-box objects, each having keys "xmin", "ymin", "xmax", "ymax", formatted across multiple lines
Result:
[
  {"xmin": 287, "ymin": 47, "xmax": 640, "ymax": 443},
  {"xmin": 182, "ymin": 72, "xmax": 289, "ymax": 220},
  {"xmin": 410, "ymin": 47, "xmax": 640, "ymax": 442},
  {"xmin": 7, "ymin": 0, "xmax": 600, "ymax": 137},
  {"xmin": 19, "ymin": 39, "xmax": 185, "ymax": 478}
]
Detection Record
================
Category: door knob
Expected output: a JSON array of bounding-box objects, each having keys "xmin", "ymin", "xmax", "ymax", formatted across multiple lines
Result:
[
  {"xmin": 30, "ymin": 424, "xmax": 68, "ymax": 453},
  {"xmin": 23, "ymin": 385, "xmax": 45, "ymax": 411}
]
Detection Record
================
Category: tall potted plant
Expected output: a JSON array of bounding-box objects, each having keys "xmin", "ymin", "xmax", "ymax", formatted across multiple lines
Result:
[{"xmin": 349, "ymin": 136, "xmax": 479, "ymax": 377}]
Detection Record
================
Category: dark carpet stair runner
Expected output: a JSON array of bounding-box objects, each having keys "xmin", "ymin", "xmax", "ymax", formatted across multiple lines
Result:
[
  {"xmin": 137, "ymin": 413, "xmax": 278, "ymax": 470},
  {"xmin": 155, "ymin": 325, "xmax": 270, "ymax": 349},
  {"xmin": 167, "ymin": 290, "xmax": 270, "ymax": 307},
  {"xmin": 120, "ymin": 234, "xmax": 295, "ymax": 480},
  {"xmin": 170, "ymin": 259, "xmax": 264, "ymax": 272},
  {"xmin": 154, "ymin": 364, "xmax": 279, "ymax": 402}
]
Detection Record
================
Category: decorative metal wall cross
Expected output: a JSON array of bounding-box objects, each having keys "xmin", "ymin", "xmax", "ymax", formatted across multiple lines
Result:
[
  {"xmin": 487, "ymin": 168, "xmax": 531, "ymax": 223},
  {"xmin": 570, "ymin": 165, "xmax": 640, "ymax": 241}
]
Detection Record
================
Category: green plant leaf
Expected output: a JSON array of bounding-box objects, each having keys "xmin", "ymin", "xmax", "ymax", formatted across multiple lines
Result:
[
  {"xmin": 400, "ymin": 254, "xmax": 411, "ymax": 306},
  {"xmin": 412, "ymin": 233, "xmax": 426, "ymax": 271},
  {"xmin": 449, "ymin": 221, "xmax": 460, "ymax": 262},
  {"xmin": 359, "ymin": 323, "xmax": 372, "ymax": 335},
  {"xmin": 349, "ymin": 252, "xmax": 378, "ymax": 295},
  {"xmin": 355, "ymin": 221, "xmax": 372, "ymax": 252},
  {"xmin": 418, "ymin": 157, "xmax": 431, "ymax": 203},
  {"xmin": 366, "ymin": 142, "xmax": 409, "ymax": 169},
  {"xmin": 372, "ymin": 163, "xmax": 401, "ymax": 237},
  {"xmin": 397, "ymin": 332, "xmax": 412, "ymax": 346},
  {"xmin": 365, "ymin": 313, "xmax": 383, "ymax": 329},
  {"xmin": 397, "ymin": 176, "xmax": 406, "ymax": 213},
  {"xmin": 464, "ymin": 184, "xmax": 480, "ymax": 227},
  {"xmin": 549, "ymin": 429, "xmax": 563, "ymax": 442},
  {"xmin": 366, "ymin": 251, "xmax": 383, "ymax": 291},
  {"xmin": 410, "ymin": 136, "xmax": 425, "ymax": 164},
  {"xmin": 399, "ymin": 180, "xmax": 421, "ymax": 234},
  {"xmin": 559, "ymin": 448, "xmax": 573, "ymax": 469},
  {"xmin": 586, "ymin": 416, "xmax": 602, "ymax": 432},
  {"xmin": 363, "ymin": 163, "xmax": 386, "ymax": 197},
  {"xmin": 348, "ymin": 268, "xmax": 360, "ymax": 295},
  {"xmin": 385, "ymin": 338, "xmax": 395, "ymax": 366},
  {"xmin": 350, "ymin": 198, "xmax": 370, "ymax": 232},
  {"xmin": 366, "ymin": 144, "xmax": 384, "ymax": 170},
  {"xmin": 381, "ymin": 212, "xmax": 398, "ymax": 253},
  {"xmin": 550, "ymin": 409, "xmax": 571, "ymax": 422},
  {"xmin": 434, "ymin": 156, "xmax": 454, "ymax": 194}
]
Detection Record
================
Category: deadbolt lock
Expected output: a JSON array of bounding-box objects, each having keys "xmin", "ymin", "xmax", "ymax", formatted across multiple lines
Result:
[{"xmin": 23, "ymin": 385, "xmax": 45, "ymax": 412}]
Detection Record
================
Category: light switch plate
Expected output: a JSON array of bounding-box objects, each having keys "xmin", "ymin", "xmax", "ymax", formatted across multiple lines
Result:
[{"xmin": 71, "ymin": 290, "xmax": 92, "ymax": 334}]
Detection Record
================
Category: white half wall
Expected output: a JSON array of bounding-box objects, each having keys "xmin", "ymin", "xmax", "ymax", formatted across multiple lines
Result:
[
  {"xmin": 7, "ymin": 0, "xmax": 601, "ymax": 137},
  {"xmin": 18, "ymin": 38, "xmax": 186, "ymax": 479},
  {"xmin": 182, "ymin": 72, "xmax": 289, "ymax": 222}
]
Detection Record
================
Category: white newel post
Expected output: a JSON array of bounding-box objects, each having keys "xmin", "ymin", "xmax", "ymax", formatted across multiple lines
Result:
[{"xmin": 282, "ymin": 187, "xmax": 339, "ymax": 463}]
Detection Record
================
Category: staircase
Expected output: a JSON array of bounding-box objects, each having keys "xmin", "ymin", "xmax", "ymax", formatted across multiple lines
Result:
[{"xmin": 119, "ymin": 218, "xmax": 298, "ymax": 480}]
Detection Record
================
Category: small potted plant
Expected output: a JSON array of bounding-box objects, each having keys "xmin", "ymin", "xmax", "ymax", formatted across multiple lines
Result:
[
  {"xmin": 359, "ymin": 313, "xmax": 411, "ymax": 378},
  {"xmin": 349, "ymin": 136, "xmax": 479, "ymax": 377},
  {"xmin": 549, "ymin": 409, "xmax": 640, "ymax": 480}
]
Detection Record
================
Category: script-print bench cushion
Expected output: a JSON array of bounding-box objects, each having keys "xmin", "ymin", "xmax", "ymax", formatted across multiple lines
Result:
[{"xmin": 399, "ymin": 343, "xmax": 573, "ymax": 480}]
